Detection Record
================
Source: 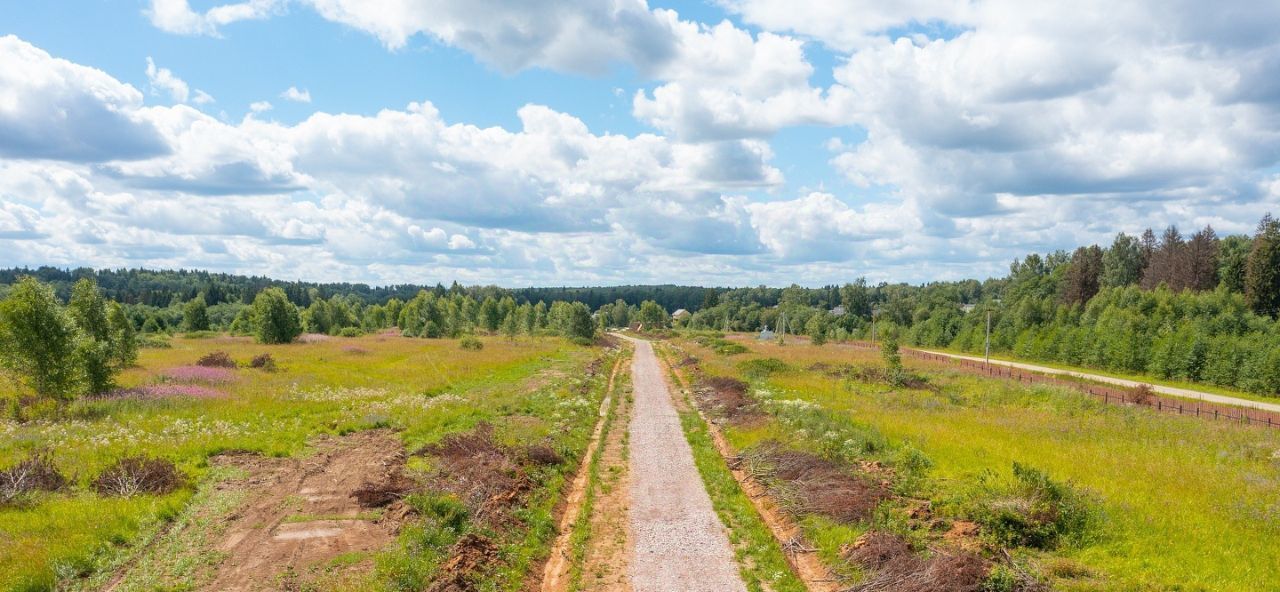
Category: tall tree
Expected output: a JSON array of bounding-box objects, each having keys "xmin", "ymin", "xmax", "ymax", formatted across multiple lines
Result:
[
  {"xmin": 183, "ymin": 293, "xmax": 211, "ymax": 332},
  {"xmin": 1185, "ymin": 226, "xmax": 1220, "ymax": 291},
  {"xmin": 1142, "ymin": 226, "xmax": 1186, "ymax": 290},
  {"xmin": 1217, "ymin": 234, "xmax": 1252, "ymax": 293},
  {"xmin": 1245, "ymin": 214, "xmax": 1280, "ymax": 317},
  {"xmin": 840, "ymin": 278, "xmax": 873, "ymax": 318},
  {"xmin": 1062, "ymin": 245, "xmax": 1104, "ymax": 305},
  {"xmin": 252, "ymin": 288, "xmax": 303, "ymax": 344},
  {"xmin": 0, "ymin": 278, "xmax": 82, "ymax": 399},
  {"xmin": 1101, "ymin": 233, "xmax": 1143, "ymax": 288},
  {"xmin": 68, "ymin": 278, "xmax": 115, "ymax": 393},
  {"xmin": 107, "ymin": 302, "xmax": 138, "ymax": 368}
]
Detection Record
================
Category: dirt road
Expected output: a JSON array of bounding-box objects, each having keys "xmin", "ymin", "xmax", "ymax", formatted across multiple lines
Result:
[
  {"xmin": 623, "ymin": 337, "xmax": 747, "ymax": 592},
  {"xmin": 916, "ymin": 348, "xmax": 1280, "ymax": 414}
]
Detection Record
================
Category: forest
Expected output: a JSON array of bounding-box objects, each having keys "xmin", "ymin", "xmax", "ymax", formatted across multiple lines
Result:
[{"xmin": 3, "ymin": 214, "xmax": 1278, "ymax": 396}]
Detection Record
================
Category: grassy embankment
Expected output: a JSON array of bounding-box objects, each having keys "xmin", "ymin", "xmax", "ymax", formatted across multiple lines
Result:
[
  {"xmin": 0, "ymin": 333, "xmax": 611, "ymax": 591},
  {"xmin": 675, "ymin": 334, "xmax": 1280, "ymax": 591}
]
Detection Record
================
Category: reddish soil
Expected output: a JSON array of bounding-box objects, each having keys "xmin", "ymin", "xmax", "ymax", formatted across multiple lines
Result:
[{"xmin": 203, "ymin": 429, "xmax": 413, "ymax": 591}]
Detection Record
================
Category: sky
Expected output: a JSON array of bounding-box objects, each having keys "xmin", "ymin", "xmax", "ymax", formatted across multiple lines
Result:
[{"xmin": 1, "ymin": 0, "xmax": 1278, "ymax": 287}]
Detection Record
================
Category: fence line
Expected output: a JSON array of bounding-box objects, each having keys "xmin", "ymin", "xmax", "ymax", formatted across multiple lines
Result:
[{"xmin": 846, "ymin": 341, "xmax": 1280, "ymax": 430}]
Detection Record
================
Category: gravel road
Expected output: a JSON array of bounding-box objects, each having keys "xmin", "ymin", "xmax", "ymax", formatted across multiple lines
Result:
[{"xmin": 624, "ymin": 337, "xmax": 747, "ymax": 592}]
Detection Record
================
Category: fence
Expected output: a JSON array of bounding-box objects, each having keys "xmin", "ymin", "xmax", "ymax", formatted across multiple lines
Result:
[{"xmin": 847, "ymin": 341, "xmax": 1280, "ymax": 430}]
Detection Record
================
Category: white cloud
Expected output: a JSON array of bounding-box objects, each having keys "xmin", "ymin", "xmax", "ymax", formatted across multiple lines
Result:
[
  {"xmin": 0, "ymin": 36, "xmax": 168, "ymax": 162},
  {"xmin": 145, "ymin": 0, "xmax": 283, "ymax": 36},
  {"xmin": 249, "ymin": 100, "xmax": 273, "ymax": 113},
  {"xmin": 144, "ymin": 57, "xmax": 215, "ymax": 106},
  {"xmin": 280, "ymin": 86, "xmax": 311, "ymax": 103}
]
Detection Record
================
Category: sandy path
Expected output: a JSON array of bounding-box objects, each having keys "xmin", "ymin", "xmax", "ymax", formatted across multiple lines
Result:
[{"xmin": 624, "ymin": 337, "xmax": 747, "ymax": 592}]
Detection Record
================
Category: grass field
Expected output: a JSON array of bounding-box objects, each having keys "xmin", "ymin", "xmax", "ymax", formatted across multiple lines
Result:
[
  {"xmin": 0, "ymin": 332, "xmax": 609, "ymax": 591},
  {"xmin": 675, "ymin": 333, "xmax": 1280, "ymax": 591}
]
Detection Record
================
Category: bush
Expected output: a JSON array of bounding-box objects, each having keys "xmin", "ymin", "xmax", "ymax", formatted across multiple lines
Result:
[
  {"xmin": 0, "ymin": 453, "xmax": 66, "ymax": 505},
  {"xmin": 92, "ymin": 456, "xmax": 185, "ymax": 497},
  {"xmin": 967, "ymin": 463, "xmax": 1101, "ymax": 550},
  {"xmin": 459, "ymin": 336, "xmax": 484, "ymax": 350},
  {"xmin": 737, "ymin": 357, "xmax": 790, "ymax": 379},
  {"xmin": 195, "ymin": 351, "xmax": 236, "ymax": 368},
  {"xmin": 248, "ymin": 353, "xmax": 277, "ymax": 371},
  {"xmin": 138, "ymin": 335, "xmax": 172, "ymax": 349},
  {"xmin": 252, "ymin": 287, "xmax": 302, "ymax": 345},
  {"xmin": 336, "ymin": 327, "xmax": 362, "ymax": 337},
  {"xmin": 182, "ymin": 330, "xmax": 218, "ymax": 339}
]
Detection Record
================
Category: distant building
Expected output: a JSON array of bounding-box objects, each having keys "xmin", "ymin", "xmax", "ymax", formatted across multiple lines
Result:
[
  {"xmin": 757, "ymin": 325, "xmax": 775, "ymax": 340},
  {"xmin": 672, "ymin": 308, "xmax": 691, "ymax": 321},
  {"xmin": 829, "ymin": 305, "xmax": 846, "ymax": 316},
  {"xmin": 961, "ymin": 303, "xmax": 977, "ymax": 314}
]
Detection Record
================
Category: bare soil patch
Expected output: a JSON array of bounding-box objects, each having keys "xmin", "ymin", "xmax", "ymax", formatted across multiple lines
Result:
[
  {"xmin": 574, "ymin": 367, "xmax": 632, "ymax": 592},
  {"xmin": 843, "ymin": 531, "xmax": 989, "ymax": 592},
  {"xmin": 109, "ymin": 429, "xmax": 414, "ymax": 591}
]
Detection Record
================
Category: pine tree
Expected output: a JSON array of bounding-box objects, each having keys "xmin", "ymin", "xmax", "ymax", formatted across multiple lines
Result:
[
  {"xmin": 1062, "ymin": 245, "xmax": 1104, "ymax": 305},
  {"xmin": 1101, "ymin": 233, "xmax": 1143, "ymax": 287},
  {"xmin": 1245, "ymin": 214, "xmax": 1280, "ymax": 317},
  {"xmin": 1185, "ymin": 226, "xmax": 1219, "ymax": 291}
]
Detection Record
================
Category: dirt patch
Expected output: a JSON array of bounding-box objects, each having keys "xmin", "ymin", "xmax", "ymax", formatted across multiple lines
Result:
[
  {"xmin": 694, "ymin": 376, "xmax": 765, "ymax": 424},
  {"xmin": 739, "ymin": 444, "xmax": 890, "ymax": 523},
  {"xmin": 843, "ymin": 531, "xmax": 989, "ymax": 592},
  {"xmin": 141, "ymin": 429, "xmax": 414, "ymax": 591},
  {"xmin": 426, "ymin": 533, "xmax": 501, "ymax": 592}
]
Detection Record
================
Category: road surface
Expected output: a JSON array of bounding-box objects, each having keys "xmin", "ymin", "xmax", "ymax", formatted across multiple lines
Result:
[
  {"xmin": 623, "ymin": 337, "xmax": 747, "ymax": 592},
  {"xmin": 916, "ymin": 348, "xmax": 1280, "ymax": 414}
]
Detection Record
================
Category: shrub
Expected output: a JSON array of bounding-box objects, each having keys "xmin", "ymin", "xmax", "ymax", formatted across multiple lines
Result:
[
  {"xmin": 182, "ymin": 330, "xmax": 218, "ymax": 339},
  {"xmin": 967, "ymin": 463, "xmax": 1101, "ymax": 550},
  {"xmin": 195, "ymin": 351, "xmax": 236, "ymax": 368},
  {"xmin": 0, "ymin": 277, "xmax": 82, "ymax": 400},
  {"xmin": 0, "ymin": 453, "xmax": 66, "ymax": 505},
  {"xmin": 737, "ymin": 357, "xmax": 790, "ymax": 379},
  {"xmin": 92, "ymin": 456, "xmax": 185, "ymax": 497},
  {"xmin": 138, "ymin": 335, "xmax": 172, "ymax": 349},
  {"xmin": 248, "ymin": 353, "xmax": 277, "ymax": 371},
  {"xmin": 459, "ymin": 336, "xmax": 484, "ymax": 350},
  {"xmin": 336, "ymin": 327, "xmax": 363, "ymax": 337},
  {"xmin": 1127, "ymin": 383, "xmax": 1157, "ymax": 405}
]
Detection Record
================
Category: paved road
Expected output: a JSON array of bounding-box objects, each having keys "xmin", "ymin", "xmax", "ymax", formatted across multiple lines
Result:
[
  {"xmin": 622, "ymin": 337, "xmax": 748, "ymax": 592},
  {"xmin": 916, "ymin": 348, "xmax": 1280, "ymax": 414}
]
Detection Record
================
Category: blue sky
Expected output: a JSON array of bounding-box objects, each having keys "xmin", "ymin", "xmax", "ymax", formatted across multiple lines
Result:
[{"xmin": 1, "ymin": 0, "xmax": 1278, "ymax": 286}]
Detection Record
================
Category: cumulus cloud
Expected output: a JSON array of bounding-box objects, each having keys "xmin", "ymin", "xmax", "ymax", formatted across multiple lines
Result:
[
  {"xmin": 0, "ymin": 36, "xmax": 168, "ymax": 162},
  {"xmin": 280, "ymin": 86, "xmax": 311, "ymax": 103}
]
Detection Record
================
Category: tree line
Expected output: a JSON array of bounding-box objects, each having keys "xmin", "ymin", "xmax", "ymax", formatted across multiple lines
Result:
[{"xmin": 681, "ymin": 214, "xmax": 1280, "ymax": 396}]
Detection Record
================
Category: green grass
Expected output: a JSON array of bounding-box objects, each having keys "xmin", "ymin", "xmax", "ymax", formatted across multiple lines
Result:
[
  {"xmin": 680, "ymin": 337, "xmax": 1280, "ymax": 591},
  {"xmin": 0, "ymin": 333, "xmax": 606, "ymax": 591}
]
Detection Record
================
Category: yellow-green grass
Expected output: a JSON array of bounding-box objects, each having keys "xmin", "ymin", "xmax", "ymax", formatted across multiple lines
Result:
[
  {"xmin": 680, "ymin": 337, "xmax": 1280, "ymax": 591},
  {"xmin": 0, "ymin": 333, "xmax": 598, "ymax": 592}
]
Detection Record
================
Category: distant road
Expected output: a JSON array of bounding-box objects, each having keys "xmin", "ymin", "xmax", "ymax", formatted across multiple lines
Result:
[{"xmin": 915, "ymin": 349, "xmax": 1280, "ymax": 415}]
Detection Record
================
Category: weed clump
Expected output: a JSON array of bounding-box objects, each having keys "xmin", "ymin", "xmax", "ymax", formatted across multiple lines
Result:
[
  {"xmin": 1127, "ymin": 384, "xmax": 1157, "ymax": 405},
  {"xmin": 92, "ymin": 456, "xmax": 185, "ymax": 497},
  {"xmin": 740, "ymin": 443, "xmax": 890, "ymax": 523},
  {"xmin": 965, "ymin": 463, "xmax": 1101, "ymax": 550},
  {"xmin": 737, "ymin": 357, "xmax": 790, "ymax": 379},
  {"xmin": 0, "ymin": 453, "xmax": 66, "ymax": 505},
  {"xmin": 844, "ymin": 530, "xmax": 990, "ymax": 592},
  {"xmin": 459, "ymin": 336, "xmax": 484, "ymax": 351},
  {"xmin": 248, "ymin": 353, "xmax": 277, "ymax": 371},
  {"xmin": 195, "ymin": 351, "xmax": 236, "ymax": 368}
]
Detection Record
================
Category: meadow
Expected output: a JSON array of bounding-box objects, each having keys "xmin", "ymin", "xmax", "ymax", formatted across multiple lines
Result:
[
  {"xmin": 672, "ymin": 333, "xmax": 1280, "ymax": 591},
  {"xmin": 0, "ymin": 332, "xmax": 610, "ymax": 591}
]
